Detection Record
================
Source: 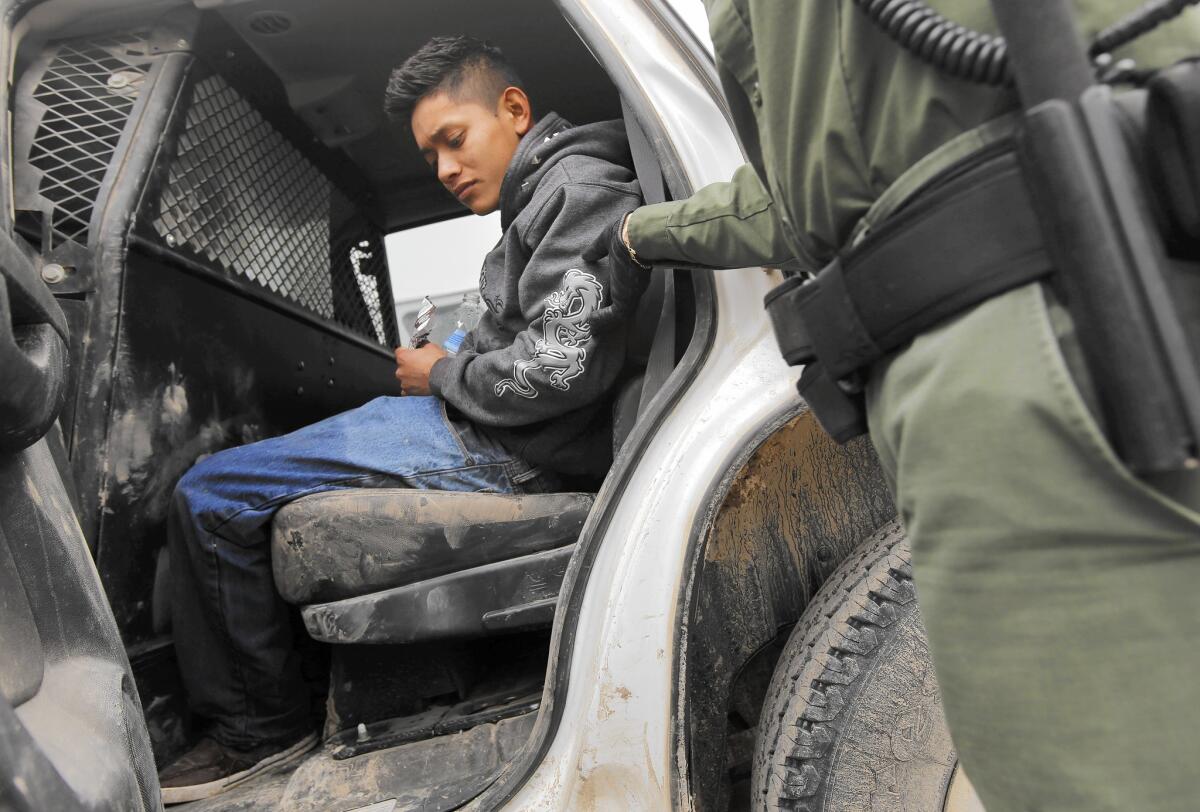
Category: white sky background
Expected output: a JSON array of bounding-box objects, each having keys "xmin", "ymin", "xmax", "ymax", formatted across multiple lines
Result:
[
  {"xmin": 386, "ymin": 211, "xmax": 502, "ymax": 305},
  {"xmin": 667, "ymin": 0, "xmax": 714, "ymax": 53}
]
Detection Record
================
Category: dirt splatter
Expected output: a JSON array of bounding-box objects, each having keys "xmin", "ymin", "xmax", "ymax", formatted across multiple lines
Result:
[
  {"xmin": 574, "ymin": 762, "xmax": 662, "ymax": 810},
  {"xmin": 596, "ymin": 682, "xmax": 633, "ymax": 721},
  {"xmin": 161, "ymin": 364, "xmax": 188, "ymax": 421},
  {"xmin": 110, "ymin": 410, "xmax": 155, "ymax": 487}
]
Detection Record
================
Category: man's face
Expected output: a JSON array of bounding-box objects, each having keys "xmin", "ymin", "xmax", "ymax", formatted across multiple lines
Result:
[{"xmin": 411, "ymin": 89, "xmax": 530, "ymax": 215}]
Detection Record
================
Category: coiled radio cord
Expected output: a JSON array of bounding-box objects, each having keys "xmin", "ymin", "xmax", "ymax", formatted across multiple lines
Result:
[
  {"xmin": 1091, "ymin": 0, "xmax": 1200, "ymax": 57},
  {"xmin": 850, "ymin": 0, "xmax": 1200, "ymax": 86}
]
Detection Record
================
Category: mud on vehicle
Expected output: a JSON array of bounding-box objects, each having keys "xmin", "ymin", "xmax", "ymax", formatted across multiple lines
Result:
[{"xmin": 0, "ymin": 0, "xmax": 983, "ymax": 810}]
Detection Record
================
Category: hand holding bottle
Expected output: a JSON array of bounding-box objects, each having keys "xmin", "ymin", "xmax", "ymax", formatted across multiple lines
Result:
[{"xmin": 394, "ymin": 342, "xmax": 446, "ymax": 396}]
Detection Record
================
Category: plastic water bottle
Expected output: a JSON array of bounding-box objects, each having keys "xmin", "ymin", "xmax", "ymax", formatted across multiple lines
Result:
[{"xmin": 442, "ymin": 292, "xmax": 486, "ymax": 354}]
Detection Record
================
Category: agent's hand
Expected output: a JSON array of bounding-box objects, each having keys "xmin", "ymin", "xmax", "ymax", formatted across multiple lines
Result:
[
  {"xmin": 583, "ymin": 211, "xmax": 652, "ymax": 273},
  {"xmin": 394, "ymin": 343, "xmax": 447, "ymax": 396}
]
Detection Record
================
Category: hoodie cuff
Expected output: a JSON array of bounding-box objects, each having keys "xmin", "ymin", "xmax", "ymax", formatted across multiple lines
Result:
[{"xmin": 428, "ymin": 355, "xmax": 455, "ymax": 398}]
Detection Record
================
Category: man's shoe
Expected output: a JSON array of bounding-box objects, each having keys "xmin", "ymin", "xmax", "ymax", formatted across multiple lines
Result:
[{"xmin": 159, "ymin": 731, "xmax": 318, "ymax": 805}]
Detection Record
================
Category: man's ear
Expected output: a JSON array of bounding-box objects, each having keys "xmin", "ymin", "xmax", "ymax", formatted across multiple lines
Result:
[{"xmin": 499, "ymin": 87, "xmax": 533, "ymax": 137}]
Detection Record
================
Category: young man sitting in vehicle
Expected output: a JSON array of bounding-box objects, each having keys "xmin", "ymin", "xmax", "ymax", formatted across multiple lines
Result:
[{"xmin": 157, "ymin": 35, "xmax": 645, "ymax": 803}]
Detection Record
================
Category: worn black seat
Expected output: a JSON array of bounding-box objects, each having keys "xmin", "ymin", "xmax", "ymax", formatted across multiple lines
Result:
[
  {"xmin": 271, "ymin": 490, "xmax": 593, "ymax": 643},
  {"xmin": 272, "ymin": 490, "xmax": 593, "ymax": 604}
]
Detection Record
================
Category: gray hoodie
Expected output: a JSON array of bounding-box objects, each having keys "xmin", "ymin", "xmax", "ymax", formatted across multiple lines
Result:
[{"xmin": 429, "ymin": 112, "xmax": 643, "ymax": 481}]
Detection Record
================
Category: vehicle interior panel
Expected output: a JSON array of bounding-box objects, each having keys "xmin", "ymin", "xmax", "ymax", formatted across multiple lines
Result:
[
  {"xmin": 0, "ymin": 0, "xmax": 700, "ymax": 808},
  {"xmin": 201, "ymin": 0, "xmax": 623, "ymax": 231},
  {"xmin": 0, "ymin": 531, "xmax": 44, "ymax": 708},
  {"xmin": 0, "ymin": 440, "xmax": 159, "ymax": 811},
  {"xmin": 98, "ymin": 256, "xmax": 398, "ymax": 646}
]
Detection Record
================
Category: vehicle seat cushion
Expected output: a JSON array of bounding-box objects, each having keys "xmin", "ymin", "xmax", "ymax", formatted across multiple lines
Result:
[{"xmin": 271, "ymin": 489, "xmax": 594, "ymax": 604}]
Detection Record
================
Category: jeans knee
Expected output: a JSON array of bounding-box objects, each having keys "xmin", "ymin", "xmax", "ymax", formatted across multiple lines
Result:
[
  {"xmin": 174, "ymin": 457, "xmax": 208, "ymax": 505},
  {"xmin": 172, "ymin": 450, "xmax": 233, "ymax": 528}
]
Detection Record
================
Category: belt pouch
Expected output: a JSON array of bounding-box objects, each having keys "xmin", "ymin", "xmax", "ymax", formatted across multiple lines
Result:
[{"xmin": 795, "ymin": 364, "xmax": 868, "ymax": 444}]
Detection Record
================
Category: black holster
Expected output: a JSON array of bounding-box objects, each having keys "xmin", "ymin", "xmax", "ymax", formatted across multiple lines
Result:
[
  {"xmin": 767, "ymin": 67, "xmax": 1200, "ymax": 472},
  {"xmin": 765, "ymin": 146, "xmax": 1054, "ymax": 443}
]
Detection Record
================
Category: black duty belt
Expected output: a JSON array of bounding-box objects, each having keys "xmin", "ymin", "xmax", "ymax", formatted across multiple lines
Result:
[{"xmin": 765, "ymin": 146, "xmax": 1056, "ymax": 442}]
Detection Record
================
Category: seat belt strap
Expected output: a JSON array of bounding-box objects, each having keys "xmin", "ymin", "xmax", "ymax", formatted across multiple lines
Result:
[{"xmin": 621, "ymin": 99, "xmax": 676, "ymax": 417}]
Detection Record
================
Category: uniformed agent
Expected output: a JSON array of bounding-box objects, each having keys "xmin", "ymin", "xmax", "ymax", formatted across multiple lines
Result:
[{"xmin": 592, "ymin": 2, "xmax": 1200, "ymax": 810}]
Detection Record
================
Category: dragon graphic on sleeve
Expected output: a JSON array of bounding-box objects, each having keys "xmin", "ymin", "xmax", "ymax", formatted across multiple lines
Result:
[{"xmin": 495, "ymin": 269, "xmax": 604, "ymax": 399}]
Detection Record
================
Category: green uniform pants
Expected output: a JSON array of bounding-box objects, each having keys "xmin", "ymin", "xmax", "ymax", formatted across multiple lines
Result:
[{"xmin": 867, "ymin": 282, "xmax": 1200, "ymax": 812}]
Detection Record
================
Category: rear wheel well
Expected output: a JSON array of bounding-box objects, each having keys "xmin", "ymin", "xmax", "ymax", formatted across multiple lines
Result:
[{"xmin": 675, "ymin": 407, "xmax": 896, "ymax": 811}]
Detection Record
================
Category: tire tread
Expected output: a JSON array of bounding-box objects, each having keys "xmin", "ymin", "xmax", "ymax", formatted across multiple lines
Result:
[{"xmin": 752, "ymin": 519, "xmax": 915, "ymax": 811}]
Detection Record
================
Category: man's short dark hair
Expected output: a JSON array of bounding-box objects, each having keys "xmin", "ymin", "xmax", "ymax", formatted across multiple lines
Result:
[{"xmin": 384, "ymin": 35, "xmax": 525, "ymax": 123}]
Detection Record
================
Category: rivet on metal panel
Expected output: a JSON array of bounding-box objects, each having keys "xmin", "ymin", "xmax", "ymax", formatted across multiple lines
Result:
[
  {"xmin": 40, "ymin": 263, "xmax": 68, "ymax": 284},
  {"xmin": 104, "ymin": 69, "xmax": 144, "ymax": 98},
  {"xmin": 328, "ymin": 356, "xmax": 335, "ymax": 366},
  {"xmin": 296, "ymin": 361, "xmax": 305, "ymax": 371},
  {"xmin": 326, "ymin": 378, "xmax": 335, "ymax": 387},
  {"xmin": 296, "ymin": 386, "xmax": 305, "ymax": 396}
]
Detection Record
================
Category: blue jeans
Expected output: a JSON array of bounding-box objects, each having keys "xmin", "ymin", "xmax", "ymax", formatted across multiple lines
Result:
[{"xmin": 168, "ymin": 396, "xmax": 554, "ymax": 749}]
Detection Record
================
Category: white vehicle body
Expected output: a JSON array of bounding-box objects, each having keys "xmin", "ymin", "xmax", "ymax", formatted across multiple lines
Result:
[
  {"xmin": 493, "ymin": 2, "xmax": 794, "ymax": 808},
  {"xmin": 0, "ymin": 0, "xmax": 903, "ymax": 809}
]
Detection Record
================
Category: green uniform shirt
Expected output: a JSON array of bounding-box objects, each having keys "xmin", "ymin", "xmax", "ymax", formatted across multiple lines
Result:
[
  {"xmin": 626, "ymin": 7, "xmax": 1200, "ymax": 812},
  {"xmin": 627, "ymin": 8, "xmax": 1200, "ymax": 812},
  {"xmin": 627, "ymin": 0, "xmax": 1200, "ymax": 272}
]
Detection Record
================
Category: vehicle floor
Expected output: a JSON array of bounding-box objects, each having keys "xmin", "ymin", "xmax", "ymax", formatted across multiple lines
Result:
[{"xmin": 176, "ymin": 711, "xmax": 537, "ymax": 812}]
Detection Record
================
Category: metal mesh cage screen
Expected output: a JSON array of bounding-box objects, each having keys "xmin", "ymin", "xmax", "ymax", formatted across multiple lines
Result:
[
  {"xmin": 27, "ymin": 33, "xmax": 152, "ymax": 249},
  {"xmin": 331, "ymin": 221, "xmax": 391, "ymax": 344},
  {"xmin": 154, "ymin": 75, "xmax": 335, "ymax": 321},
  {"xmin": 153, "ymin": 74, "xmax": 395, "ymax": 346}
]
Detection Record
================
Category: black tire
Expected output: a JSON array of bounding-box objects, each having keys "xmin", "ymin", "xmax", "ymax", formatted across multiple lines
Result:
[{"xmin": 752, "ymin": 521, "xmax": 958, "ymax": 811}]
